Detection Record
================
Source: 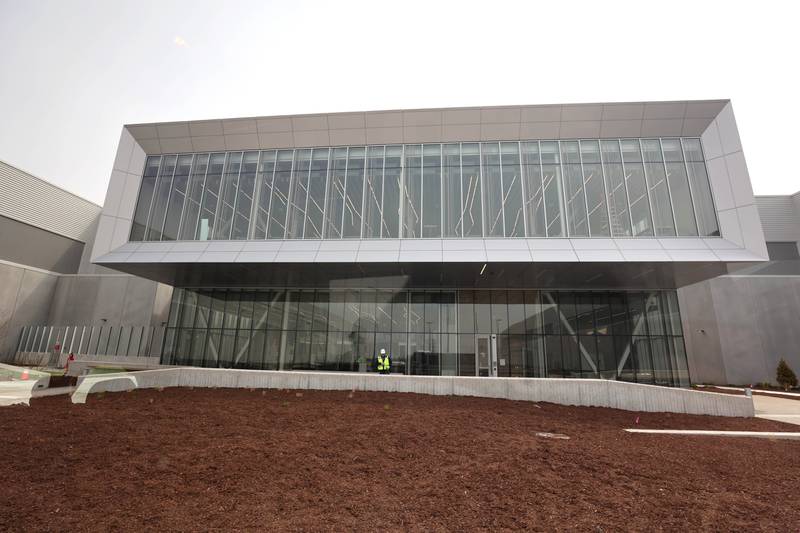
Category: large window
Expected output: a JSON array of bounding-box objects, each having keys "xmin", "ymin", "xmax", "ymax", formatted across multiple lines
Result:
[
  {"xmin": 131, "ymin": 137, "xmax": 718, "ymax": 241},
  {"xmin": 163, "ymin": 287, "xmax": 690, "ymax": 387}
]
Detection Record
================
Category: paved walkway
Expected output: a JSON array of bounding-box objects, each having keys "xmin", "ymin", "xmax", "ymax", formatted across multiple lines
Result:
[{"xmin": 754, "ymin": 394, "xmax": 800, "ymax": 426}]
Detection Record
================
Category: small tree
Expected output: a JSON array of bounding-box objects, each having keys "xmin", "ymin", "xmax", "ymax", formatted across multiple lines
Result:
[{"xmin": 776, "ymin": 359, "xmax": 798, "ymax": 392}]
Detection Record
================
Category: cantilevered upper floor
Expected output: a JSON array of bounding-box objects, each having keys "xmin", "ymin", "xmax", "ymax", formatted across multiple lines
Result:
[{"xmin": 92, "ymin": 100, "xmax": 767, "ymax": 289}]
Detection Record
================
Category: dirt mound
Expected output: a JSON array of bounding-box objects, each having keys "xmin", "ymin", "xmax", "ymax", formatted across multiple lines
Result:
[{"xmin": 1, "ymin": 388, "xmax": 797, "ymax": 531}]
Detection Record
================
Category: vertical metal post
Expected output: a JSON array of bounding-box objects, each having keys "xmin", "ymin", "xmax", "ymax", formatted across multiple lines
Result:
[
  {"xmin": 14, "ymin": 326, "xmax": 28, "ymax": 356},
  {"xmin": 41, "ymin": 326, "xmax": 53, "ymax": 353}
]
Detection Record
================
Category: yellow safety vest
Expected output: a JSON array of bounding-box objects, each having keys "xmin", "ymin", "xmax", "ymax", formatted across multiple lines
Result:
[{"xmin": 377, "ymin": 354, "xmax": 390, "ymax": 371}]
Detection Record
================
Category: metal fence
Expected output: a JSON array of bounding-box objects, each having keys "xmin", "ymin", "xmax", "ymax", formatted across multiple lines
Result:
[{"xmin": 15, "ymin": 325, "xmax": 166, "ymax": 359}]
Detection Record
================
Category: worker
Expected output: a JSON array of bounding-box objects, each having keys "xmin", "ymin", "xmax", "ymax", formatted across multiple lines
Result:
[{"xmin": 377, "ymin": 348, "xmax": 391, "ymax": 375}]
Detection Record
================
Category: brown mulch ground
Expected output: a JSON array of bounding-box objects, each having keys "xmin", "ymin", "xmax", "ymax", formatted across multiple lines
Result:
[{"xmin": 1, "ymin": 389, "xmax": 799, "ymax": 532}]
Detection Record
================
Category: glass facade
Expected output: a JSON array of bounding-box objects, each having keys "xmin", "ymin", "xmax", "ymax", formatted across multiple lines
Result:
[
  {"xmin": 162, "ymin": 288, "xmax": 690, "ymax": 387},
  {"xmin": 130, "ymin": 138, "xmax": 718, "ymax": 242}
]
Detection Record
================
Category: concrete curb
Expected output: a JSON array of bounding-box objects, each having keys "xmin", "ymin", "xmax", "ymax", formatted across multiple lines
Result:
[
  {"xmin": 624, "ymin": 429, "xmax": 800, "ymax": 439},
  {"xmin": 69, "ymin": 368, "xmax": 755, "ymax": 417}
]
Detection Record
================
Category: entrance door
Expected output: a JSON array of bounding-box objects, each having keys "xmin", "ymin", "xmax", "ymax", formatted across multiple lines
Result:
[{"xmin": 475, "ymin": 334, "xmax": 498, "ymax": 377}]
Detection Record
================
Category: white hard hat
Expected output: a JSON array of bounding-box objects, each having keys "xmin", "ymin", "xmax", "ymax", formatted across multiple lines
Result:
[{"xmin": 380, "ymin": 349, "xmax": 386, "ymax": 354}]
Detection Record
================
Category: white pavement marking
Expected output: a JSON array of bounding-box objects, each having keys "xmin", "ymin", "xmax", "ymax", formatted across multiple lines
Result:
[{"xmin": 624, "ymin": 429, "xmax": 800, "ymax": 439}]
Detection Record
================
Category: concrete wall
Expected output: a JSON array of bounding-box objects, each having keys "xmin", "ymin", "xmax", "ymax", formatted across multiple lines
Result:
[
  {"xmin": 0, "ymin": 215, "xmax": 86, "ymax": 274},
  {"xmin": 679, "ymin": 275, "xmax": 800, "ymax": 385},
  {"xmin": 0, "ymin": 259, "xmax": 172, "ymax": 362},
  {"xmin": 46, "ymin": 274, "xmax": 172, "ymax": 327},
  {"xmin": 0, "ymin": 260, "xmax": 59, "ymax": 361},
  {"xmin": 72, "ymin": 368, "xmax": 755, "ymax": 417}
]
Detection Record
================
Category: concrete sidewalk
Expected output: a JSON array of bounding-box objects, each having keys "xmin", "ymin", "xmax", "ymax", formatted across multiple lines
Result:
[{"xmin": 754, "ymin": 395, "xmax": 800, "ymax": 426}]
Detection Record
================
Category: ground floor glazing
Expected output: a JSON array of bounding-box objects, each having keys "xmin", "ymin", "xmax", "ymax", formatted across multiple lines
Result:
[{"xmin": 163, "ymin": 287, "xmax": 690, "ymax": 387}]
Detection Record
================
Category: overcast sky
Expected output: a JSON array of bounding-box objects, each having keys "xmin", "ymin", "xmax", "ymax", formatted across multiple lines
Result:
[{"xmin": 0, "ymin": 0, "xmax": 798, "ymax": 204}]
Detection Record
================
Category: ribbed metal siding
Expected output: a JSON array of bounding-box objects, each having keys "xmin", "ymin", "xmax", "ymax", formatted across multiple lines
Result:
[
  {"xmin": 0, "ymin": 159, "xmax": 101, "ymax": 243},
  {"xmin": 756, "ymin": 195, "xmax": 800, "ymax": 242}
]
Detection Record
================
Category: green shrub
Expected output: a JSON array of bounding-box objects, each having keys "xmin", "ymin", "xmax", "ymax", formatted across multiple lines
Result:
[{"xmin": 776, "ymin": 359, "xmax": 798, "ymax": 391}]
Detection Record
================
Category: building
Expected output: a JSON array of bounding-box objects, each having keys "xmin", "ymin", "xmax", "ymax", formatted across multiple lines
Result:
[
  {"xmin": 678, "ymin": 191, "xmax": 800, "ymax": 385},
  {"xmin": 0, "ymin": 159, "xmax": 171, "ymax": 363},
  {"xmin": 4, "ymin": 99, "xmax": 797, "ymax": 387}
]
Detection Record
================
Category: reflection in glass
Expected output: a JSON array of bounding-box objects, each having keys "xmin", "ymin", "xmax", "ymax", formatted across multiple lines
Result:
[
  {"xmin": 641, "ymin": 139, "xmax": 675, "ymax": 236},
  {"xmin": 130, "ymin": 138, "xmax": 716, "ymax": 243}
]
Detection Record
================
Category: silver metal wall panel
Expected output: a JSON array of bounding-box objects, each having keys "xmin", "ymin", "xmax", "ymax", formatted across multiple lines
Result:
[
  {"xmin": 0, "ymin": 159, "xmax": 101, "ymax": 243},
  {"xmin": 756, "ymin": 194, "xmax": 800, "ymax": 242}
]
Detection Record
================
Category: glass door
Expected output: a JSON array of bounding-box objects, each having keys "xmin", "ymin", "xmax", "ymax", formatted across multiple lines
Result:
[{"xmin": 475, "ymin": 334, "xmax": 498, "ymax": 377}]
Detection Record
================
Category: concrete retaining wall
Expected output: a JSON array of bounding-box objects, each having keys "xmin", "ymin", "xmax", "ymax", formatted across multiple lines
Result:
[{"xmin": 73, "ymin": 368, "xmax": 755, "ymax": 417}]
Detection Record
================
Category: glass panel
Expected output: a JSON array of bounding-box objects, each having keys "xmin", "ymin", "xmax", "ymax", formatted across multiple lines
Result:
[
  {"xmin": 620, "ymin": 140, "xmax": 654, "ymax": 236},
  {"xmin": 501, "ymin": 142, "xmax": 524, "ymax": 237},
  {"xmin": 343, "ymin": 147, "xmax": 365, "ymax": 238},
  {"xmin": 491, "ymin": 290, "xmax": 508, "ymax": 334},
  {"xmin": 580, "ymin": 141, "xmax": 610, "ymax": 237},
  {"xmin": 252, "ymin": 150, "xmax": 276, "ymax": 239},
  {"xmin": 682, "ymin": 138, "xmax": 704, "ymax": 161},
  {"xmin": 561, "ymin": 141, "xmax": 588, "ymax": 237},
  {"xmin": 130, "ymin": 156, "xmax": 161, "ymax": 241},
  {"xmin": 232, "ymin": 151, "xmax": 258, "ymax": 240},
  {"xmin": 523, "ymin": 290, "xmax": 544, "ymax": 334},
  {"xmin": 287, "ymin": 149, "xmax": 312, "ymax": 239},
  {"xmin": 521, "ymin": 142, "xmax": 546, "ymax": 237},
  {"xmin": 268, "ymin": 150, "xmax": 294, "ymax": 239},
  {"xmin": 146, "ymin": 154, "xmax": 177, "ymax": 241},
  {"xmin": 162, "ymin": 154, "xmax": 193, "ymax": 241},
  {"xmin": 179, "ymin": 153, "xmax": 209, "ymax": 240},
  {"xmin": 507, "ymin": 290, "xmax": 525, "ymax": 334},
  {"xmin": 525, "ymin": 335, "xmax": 546, "ymax": 377},
  {"xmin": 422, "ymin": 145, "xmax": 442, "ymax": 238},
  {"xmin": 442, "ymin": 144, "xmax": 461, "ymax": 238},
  {"xmin": 382, "ymin": 146, "xmax": 402, "ymax": 238},
  {"xmin": 363, "ymin": 146, "xmax": 385, "ymax": 238},
  {"xmin": 662, "ymin": 139, "xmax": 698, "ymax": 236},
  {"xmin": 325, "ymin": 148, "xmax": 348, "ymax": 238},
  {"xmin": 641, "ymin": 139, "xmax": 675, "ymax": 236},
  {"xmin": 197, "ymin": 153, "xmax": 225, "ymax": 240},
  {"xmin": 213, "ymin": 152, "xmax": 242, "ymax": 240},
  {"xmin": 600, "ymin": 140, "xmax": 632, "ymax": 237},
  {"xmin": 481, "ymin": 143, "xmax": 504, "ymax": 237},
  {"xmin": 305, "ymin": 148, "xmax": 329, "ymax": 239},
  {"xmin": 460, "ymin": 143, "xmax": 483, "ymax": 237},
  {"xmin": 682, "ymin": 139, "xmax": 719, "ymax": 236},
  {"xmin": 540, "ymin": 141, "xmax": 564, "ymax": 237},
  {"xmin": 402, "ymin": 145, "xmax": 422, "ymax": 238},
  {"xmin": 375, "ymin": 290, "xmax": 393, "ymax": 332}
]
